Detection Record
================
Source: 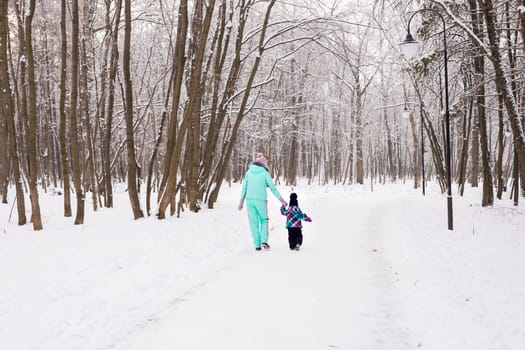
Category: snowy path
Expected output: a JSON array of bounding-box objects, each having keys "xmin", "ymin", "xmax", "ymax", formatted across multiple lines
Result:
[
  {"xmin": 2, "ymin": 184, "xmax": 525, "ymax": 350},
  {"xmin": 115, "ymin": 192, "xmax": 414, "ymax": 350}
]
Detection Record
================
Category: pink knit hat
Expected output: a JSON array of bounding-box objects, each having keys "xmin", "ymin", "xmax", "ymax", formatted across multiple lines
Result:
[{"xmin": 254, "ymin": 152, "xmax": 268, "ymax": 168}]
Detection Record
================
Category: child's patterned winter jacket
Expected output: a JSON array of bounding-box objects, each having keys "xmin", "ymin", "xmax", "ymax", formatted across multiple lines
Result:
[{"xmin": 280, "ymin": 205, "xmax": 312, "ymax": 228}]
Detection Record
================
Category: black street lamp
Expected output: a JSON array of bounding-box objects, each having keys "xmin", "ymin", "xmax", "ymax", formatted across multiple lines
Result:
[{"xmin": 400, "ymin": 8, "xmax": 453, "ymax": 230}]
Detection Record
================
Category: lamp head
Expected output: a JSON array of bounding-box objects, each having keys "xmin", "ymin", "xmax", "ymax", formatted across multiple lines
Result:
[
  {"xmin": 402, "ymin": 106, "xmax": 411, "ymax": 119},
  {"xmin": 399, "ymin": 32, "xmax": 422, "ymax": 59}
]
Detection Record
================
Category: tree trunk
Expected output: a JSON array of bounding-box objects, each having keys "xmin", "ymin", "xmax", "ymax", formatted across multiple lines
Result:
[
  {"xmin": 0, "ymin": 0, "xmax": 26, "ymax": 224},
  {"xmin": 186, "ymin": 0, "xmax": 204, "ymax": 212},
  {"xmin": 59, "ymin": 0, "xmax": 72, "ymax": 217},
  {"xmin": 0, "ymin": 55, "xmax": 7, "ymax": 203},
  {"xmin": 512, "ymin": 150, "xmax": 519, "ymax": 205},
  {"xmin": 158, "ymin": 0, "xmax": 214, "ymax": 218},
  {"xmin": 96, "ymin": 1, "xmax": 111, "ymax": 207},
  {"xmin": 466, "ymin": 0, "xmax": 479, "ymax": 188},
  {"xmin": 208, "ymin": 0, "xmax": 277, "ymax": 208},
  {"xmin": 24, "ymin": 0, "xmax": 43, "ymax": 230},
  {"xmin": 469, "ymin": 0, "xmax": 493, "ymax": 205},
  {"xmin": 354, "ymin": 77, "xmax": 364, "ymax": 185},
  {"xmin": 384, "ymin": 114, "xmax": 396, "ymax": 182},
  {"xmin": 14, "ymin": 2, "xmax": 29, "ymax": 189},
  {"xmin": 408, "ymin": 112, "xmax": 420, "ymax": 189},
  {"xmin": 146, "ymin": 69, "xmax": 174, "ymax": 215},
  {"xmin": 480, "ymin": 0, "xmax": 525, "ymax": 183},
  {"xmin": 287, "ymin": 57, "xmax": 299, "ymax": 186},
  {"xmin": 81, "ymin": 0, "xmax": 98, "ymax": 212},
  {"xmin": 41, "ymin": 29, "xmax": 59, "ymax": 191},
  {"xmin": 519, "ymin": 0, "xmax": 525, "ymax": 53},
  {"xmin": 158, "ymin": 0, "xmax": 188, "ymax": 202},
  {"xmin": 458, "ymin": 100, "xmax": 472, "ymax": 196},
  {"xmin": 202, "ymin": 2, "xmax": 248, "ymax": 200},
  {"xmin": 123, "ymin": 0, "xmax": 144, "ymax": 219},
  {"xmin": 495, "ymin": 94, "xmax": 505, "ymax": 199},
  {"xmin": 470, "ymin": 111, "xmax": 479, "ymax": 187},
  {"xmin": 477, "ymin": 75, "xmax": 494, "ymax": 206},
  {"xmin": 424, "ymin": 112, "xmax": 447, "ymax": 192},
  {"xmin": 103, "ymin": 0, "xmax": 122, "ymax": 209},
  {"xmin": 70, "ymin": 0, "xmax": 85, "ymax": 224},
  {"xmin": 199, "ymin": 0, "xmax": 231, "ymax": 199}
]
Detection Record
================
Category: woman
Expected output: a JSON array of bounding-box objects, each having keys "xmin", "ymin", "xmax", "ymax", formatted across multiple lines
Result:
[{"xmin": 238, "ymin": 153, "xmax": 287, "ymax": 251}]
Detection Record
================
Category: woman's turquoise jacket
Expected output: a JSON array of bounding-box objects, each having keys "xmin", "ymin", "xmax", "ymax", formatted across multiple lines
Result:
[{"xmin": 240, "ymin": 164, "xmax": 282, "ymax": 201}]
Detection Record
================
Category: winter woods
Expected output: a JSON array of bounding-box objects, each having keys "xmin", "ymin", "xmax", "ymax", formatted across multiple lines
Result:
[{"xmin": 0, "ymin": 0, "xmax": 524, "ymax": 229}]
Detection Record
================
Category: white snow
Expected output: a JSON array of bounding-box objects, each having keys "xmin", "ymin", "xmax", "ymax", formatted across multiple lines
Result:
[{"xmin": 1, "ymin": 182, "xmax": 524, "ymax": 349}]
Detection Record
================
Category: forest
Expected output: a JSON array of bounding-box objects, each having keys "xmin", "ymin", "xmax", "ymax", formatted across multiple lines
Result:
[{"xmin": 0, "ymin": 0, "xmax": 524, "ymax": 230}]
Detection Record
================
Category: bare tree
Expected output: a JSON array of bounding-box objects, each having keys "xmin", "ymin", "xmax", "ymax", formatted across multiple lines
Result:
[
  {"xmin": 158, "ymin": 0, "xmax": 216, "ymax": 218},
  {"xmin": 23, "ymin": 0, "xmax": 43, "ymax": 229},
  {"xmin": 123, "ymin": 0, "xmax": 144, "ymax": 219},
  {"xmin": 208, "ymin": 0, "xmax": 277, "ymax": 208},
  {"xmin": 156, "ymin": 0, "xmax": 188, "ymax": 217},
  {"xmin": 0, "ymin": 0, "xmax": 26, "ymax": 225},
  {"xmin": 70, "ymin": 0, "xmax": 85, "ymax": 224},
  {"xmin": 479, "ymin": 0, "xmax": 525, "ymax": 186},
  {"xmin": 59, "ymin": 0, "xmax": 72, "ymax": 217},
  {"xmin": 102, "ymin": 0, "xmax": 123, "ymax": 209},
  {"xmin": 0, "ymin": 57, "xmax": 7, "ymax": 204},
  {"xmin": 80, "ymin": 0, "xmax": 98, "ymax": 212},
  {"xmin": 468, "ymin": 0, "xmax": 493, "ymax": 206}
]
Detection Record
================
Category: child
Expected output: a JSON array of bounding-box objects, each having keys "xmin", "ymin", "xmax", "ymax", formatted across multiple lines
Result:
[{"xmin": 280, "ymin": 193, "xmax": 312, "ymax": 251}]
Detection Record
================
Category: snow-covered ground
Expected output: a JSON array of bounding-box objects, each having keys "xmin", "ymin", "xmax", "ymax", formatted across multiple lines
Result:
[{"xmin": 1, "ymin": 182, "xmax": 524, "ymax": 350}]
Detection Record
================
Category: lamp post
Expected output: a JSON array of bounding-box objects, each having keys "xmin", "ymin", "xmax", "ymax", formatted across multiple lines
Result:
[{"xmin": 400, "ymin": 8, "xmax": 453, "ymax": 230}]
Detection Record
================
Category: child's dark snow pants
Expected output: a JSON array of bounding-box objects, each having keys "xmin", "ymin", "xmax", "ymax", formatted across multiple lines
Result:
[{"xmin": 287, "ymin": 227, "xmax": 303, "ymax": 249}]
